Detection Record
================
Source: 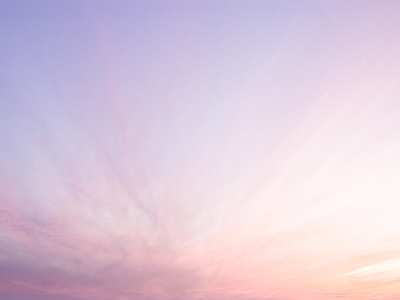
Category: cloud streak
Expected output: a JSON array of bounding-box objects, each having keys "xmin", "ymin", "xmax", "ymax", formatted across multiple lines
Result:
[{"xmin": 1, "ymin": 1, "xmax": 400, "ymax": 300}]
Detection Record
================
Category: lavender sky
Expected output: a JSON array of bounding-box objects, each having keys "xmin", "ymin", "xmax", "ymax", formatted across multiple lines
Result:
[{"xmin": 1, "ymin": 1, "xmax": 400, "ymax": 300}]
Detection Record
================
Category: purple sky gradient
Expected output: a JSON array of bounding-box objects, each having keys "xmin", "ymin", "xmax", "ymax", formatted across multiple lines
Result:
[{"xmin": 1, "ymin": 1, "xmax": 400, "ymax": 299}]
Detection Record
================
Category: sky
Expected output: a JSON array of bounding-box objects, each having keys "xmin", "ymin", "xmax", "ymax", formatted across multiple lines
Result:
[{"xmin": 1, "ymin": 1, "xmax": 400, "ymax": 300}]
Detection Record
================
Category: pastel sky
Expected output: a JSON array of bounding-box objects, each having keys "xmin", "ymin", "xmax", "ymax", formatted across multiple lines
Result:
[{"xmin": 1, "ymin": 1, "xmax": 400, "ymax": 300}]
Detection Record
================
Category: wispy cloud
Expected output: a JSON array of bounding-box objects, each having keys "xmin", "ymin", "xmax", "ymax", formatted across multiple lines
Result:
[{"xmin": 1, "ymin": 1, "xmax": 400, "ymax": 300}]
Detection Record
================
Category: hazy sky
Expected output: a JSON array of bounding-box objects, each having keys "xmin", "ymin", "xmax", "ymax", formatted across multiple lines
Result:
[{"xmin": 1, "ymin": 1, "xmax": 400, "ymax": 300}]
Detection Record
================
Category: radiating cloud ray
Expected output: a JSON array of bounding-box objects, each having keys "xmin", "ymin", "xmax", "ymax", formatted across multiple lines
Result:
[{"xmin": 1, "ymin": 1, "xmax": 400, "ymax": 300}]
